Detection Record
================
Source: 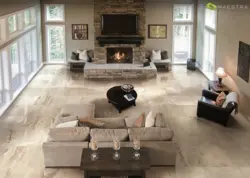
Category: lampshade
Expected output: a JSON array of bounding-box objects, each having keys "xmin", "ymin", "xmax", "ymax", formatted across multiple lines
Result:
[{"xmin": 216, "ymin": 67, "xmax": 227, "ymax": 78}]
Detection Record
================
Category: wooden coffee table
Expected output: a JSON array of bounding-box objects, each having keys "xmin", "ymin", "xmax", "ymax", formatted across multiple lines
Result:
[{"xmin": 81, "ymin": 148, "xmax": 150, "ymax": 178}]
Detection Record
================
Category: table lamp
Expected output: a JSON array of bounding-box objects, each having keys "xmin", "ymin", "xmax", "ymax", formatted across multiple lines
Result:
[{"xmin": 215, "ymin": 67, "xmax": 227, "ymax": 87}]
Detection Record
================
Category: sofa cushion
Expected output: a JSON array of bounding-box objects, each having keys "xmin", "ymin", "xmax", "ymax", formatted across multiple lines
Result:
[
  {"xmin": 94, "ymin": 116, "xmax": 126, "ymax": 129},
  {"xmin": 155, "ymin": 113, "xmax": 165, "ymax": 127},
  {"xmin": 90, "ymin": 129, "xmax": 128, "ymax": 142},
  {"xmin": 60, "ymin": 104, "xmax": 95, "ymax": 120},
  {"xmin": 48, "ymin": 127, "xmax": 90, "ymax": 142},
  {"xmin": 56, "ymin": 120, "xmax": 78, "ymax": 128},
  {"xmin": 128, "ymin": 128, "xmax": 173, "ymax": 141},
  {"xmin": 125, "ymin": 113, "xmax": 145, "ymax": 128}
]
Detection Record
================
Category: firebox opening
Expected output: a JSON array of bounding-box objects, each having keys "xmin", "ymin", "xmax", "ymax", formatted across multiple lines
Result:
[{"xmin": 107, "ymin": 47, "xmax": 133, "ymax": 64}]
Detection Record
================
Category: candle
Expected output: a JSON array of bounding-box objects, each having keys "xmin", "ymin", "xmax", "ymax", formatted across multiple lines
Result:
[
  {"xmin": 113, "ymin": 140, "xmax": 120, "ymax": 150},
  {"xmin": 91, "ymin": 141, "xmax": 97, "ymax": 150}
]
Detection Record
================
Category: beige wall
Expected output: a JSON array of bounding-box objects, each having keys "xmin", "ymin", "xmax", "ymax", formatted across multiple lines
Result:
[
  {"xmin": 216, "ymin": 4, "xmax": 250, "ymax": 120},
  {"xmin": 145, "ymin": 0, "xmax": 196, "ymax": 59},
  {"xmin": 196, "ymin": 0, "xmax": 250, "ymax": 120},
  {"xmin": 65, "ymin": 2, "xmax": 94, "ymax": 57}
]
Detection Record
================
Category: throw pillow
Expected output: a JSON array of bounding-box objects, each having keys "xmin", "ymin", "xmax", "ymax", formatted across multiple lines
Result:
[
  {"xmin": 145, "ymin": 111, "xmax": 156, "ymax": 127},
  {"xmin": 133, "ymin": 113, "xmax": 145, "ymax": 128},
  {"xmin": 216, "ymin": 92, "xmax": 226, "ymax": 106},
  {"xmin": 143, "ymin": 61, "xmax": 150, "ymax": 67},
  {"xmin": 78, "ymin": 117, "xmax": 105, "ymax": 128},
  {"xmin": 77, "ymin": 49, "xmax": 89, "ymax": 61},
  {"xmin": 56, "ymin": 120, "xmax": 78, "ymax": 128},
  {"xmin": 161, "ymin": 50, "xmax": 168, "ymax": 60},
  {"xmin": 71, "ymin": 52, "xmax": 79, "ymax": 60},
  {"xmin": 155, "ymin": 112, "xmax": 165, "ymax": 127},
  {"xmin": 151, "ymin": 50, "xmax": 161, "ymax": 60}
]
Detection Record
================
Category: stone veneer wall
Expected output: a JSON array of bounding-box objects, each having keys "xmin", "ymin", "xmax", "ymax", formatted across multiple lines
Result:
[{"xmin": 94, "ymin": 0, "xmax": 146, "ymax": 64}]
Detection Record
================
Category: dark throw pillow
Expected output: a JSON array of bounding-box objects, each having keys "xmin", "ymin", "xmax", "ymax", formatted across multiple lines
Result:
[
  {"xmin": 71, "ymin": 52, "xmax": 79, "ymax": 60},
  {"xmin": 143, "ymin": 61, "xmax": 150, "ymax": 67},
  {"xmin": 161, "ymin": 51, "xmax": 168, "ymax": 60}
]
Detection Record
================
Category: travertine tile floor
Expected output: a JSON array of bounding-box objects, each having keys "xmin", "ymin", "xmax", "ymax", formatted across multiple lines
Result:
[{"xmin": 1, "ymin": 65, "xmax": 250, "ymax": 178}]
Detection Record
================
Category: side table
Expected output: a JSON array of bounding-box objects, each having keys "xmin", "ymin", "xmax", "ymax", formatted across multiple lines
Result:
[
  {"xmin": 68, "ymin": 59, "xmax": 85, "ymax": 72},
  {"xmin": 208, "ymin": 81, "xmax": 230, "ymax": 95}
]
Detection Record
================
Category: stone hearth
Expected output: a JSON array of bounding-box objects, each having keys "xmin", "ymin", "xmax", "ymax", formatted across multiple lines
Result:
[{"xmin": 94, "ymin": 0, "xmax": 146, "ymax": 64}]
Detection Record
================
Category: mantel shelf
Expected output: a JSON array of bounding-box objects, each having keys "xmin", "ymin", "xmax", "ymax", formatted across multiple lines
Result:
[{"xmin": 96, "ymin": 35, "xmax": 144, "ymax": 47}]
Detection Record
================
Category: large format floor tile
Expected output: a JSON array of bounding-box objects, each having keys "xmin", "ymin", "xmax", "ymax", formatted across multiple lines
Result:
[{"xmin": 0, "ymin": 65, "xmax": 249, "ymax": 178}]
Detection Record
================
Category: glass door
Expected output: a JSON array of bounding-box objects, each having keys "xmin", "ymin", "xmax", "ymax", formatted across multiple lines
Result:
[{"xmin": 173, "ymin": 25, "xmax": 193, "ymax": 64}]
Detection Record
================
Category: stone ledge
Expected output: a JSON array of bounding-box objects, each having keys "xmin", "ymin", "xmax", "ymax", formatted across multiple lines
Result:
[{"xmin": 84, "ymin": 63, "xmax": 157, "ymax": 79}]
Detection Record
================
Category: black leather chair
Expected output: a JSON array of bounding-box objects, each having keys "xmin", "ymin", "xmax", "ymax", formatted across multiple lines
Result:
[{"xmin": 197, "ymin": 90, "xmax": 238, "ymax": 126}]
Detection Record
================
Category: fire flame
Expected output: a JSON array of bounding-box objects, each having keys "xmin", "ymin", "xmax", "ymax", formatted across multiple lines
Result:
[{"xmin": 114, "ymin": 52, "xmax": 125, "ymax": 61}]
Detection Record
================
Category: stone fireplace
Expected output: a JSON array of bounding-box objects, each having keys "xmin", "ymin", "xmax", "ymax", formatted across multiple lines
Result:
[
  {"xmin": 93, "ymin": 0, "xmax": 146, "ymax": 64},
  {"xmin": 107, "ymin": 47, "xmax": 133, "ymax": 64}
]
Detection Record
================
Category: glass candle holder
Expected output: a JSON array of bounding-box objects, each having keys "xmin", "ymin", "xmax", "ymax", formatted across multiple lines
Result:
[
  {"xmin": 113, "ymin": 139, "xmax": 121, "ymax": 160},
  {"xmin": 132, "ymin": 138, "xmax": 140, "ymax": 160},
  {"xmin": 90, "ymin": 140, "xmax": 99, "ymax": 161}
]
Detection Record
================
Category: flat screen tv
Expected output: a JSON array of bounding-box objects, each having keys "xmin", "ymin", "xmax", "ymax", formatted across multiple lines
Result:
[{"xmin": 101, "ymin": 14, "xmax": 138, "ymax": 35}]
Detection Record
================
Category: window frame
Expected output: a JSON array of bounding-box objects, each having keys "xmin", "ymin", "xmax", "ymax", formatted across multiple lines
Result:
[
  {"xmin": 205, "ymin": 8, "xmax": 217, "ymax": 31},
  {"xmin": 45, "ymin": 4, "xmax": 65, "ymax": 22},
  {"xmin": 173, "ymin": 4, "xmax": 194, "ymax": 23}
]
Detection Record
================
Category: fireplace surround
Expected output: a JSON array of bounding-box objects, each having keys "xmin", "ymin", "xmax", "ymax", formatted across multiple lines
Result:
[
  {"xmin": 107, "ymin": 47, "xmax": 133, "ymax": 64},
  {"xmin": 94, "ymin": 0, "xmax": 146, "ymax": 64}
]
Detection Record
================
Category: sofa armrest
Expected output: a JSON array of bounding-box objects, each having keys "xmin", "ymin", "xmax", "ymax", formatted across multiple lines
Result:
[
  {"xmin": 43, "ymin": 141, "xmax": 89, "ymax": 168},
  {"xmin": 202, "ymin": 89, "xmax": 218, "ymax": 101},
  {"xmin": 197, "ymin": 100, "xmax": 230, "ymax": 120}
]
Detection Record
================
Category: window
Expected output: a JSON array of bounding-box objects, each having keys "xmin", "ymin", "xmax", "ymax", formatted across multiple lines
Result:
[
  {"xmin": 45, "ymin": 5, "xmax": 65, "ymax": 22},
  {"xmin": 203, "ymin": 29, "xmax": 216, "ymax": 79},
  {"xmin": 24, "ymin": 34, "xmax": 32, "ymax": 63},
  {"xmin": 24, "ymin": 10, "xmax": 31, "ymax": 27},
  {"xmin": 172, "ymin": 4, "xmax": 194, "ymax": 64},
  {"xmin": 173, "ymin": 5, "xmax": 193, "ymax": 22},
  {"xmin": 46, "ymin": 25, "xmax": 65, "ymax": 62},
  {"xmin": 10, "ymin": 43, "xmax": 19, "ymax": 78},
  {"xmin": 205, "ymin": 8, "xmax": 217, "ymax": 30},
  {"xmin": 173, "ymin": 25, "xmax": 193, "ymax": 64},
  {"xmin": 8, "ymin": 15, "xmax": 17, "ymax": 34}
]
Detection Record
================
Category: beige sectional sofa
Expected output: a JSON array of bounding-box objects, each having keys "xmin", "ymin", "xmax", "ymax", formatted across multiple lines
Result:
[{"xmin": 43, "ymin": 103, "xmax": 177, "ymax": 168}]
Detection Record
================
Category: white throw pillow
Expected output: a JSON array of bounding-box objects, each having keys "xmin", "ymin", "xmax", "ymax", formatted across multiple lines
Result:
[
  {"xmin": 151, "ymin": 50, "xmax": 161, "ymax": 60},
  {"xmin": 145, "ymin": 111, "xmax": 156, "ymax": 127},
  {"xmin": 56, "ymin": 120, "xmax": 78, "ymax": 128},
  {"xmin": 77, "ymin": 49, "xmax": 89, "ymax": 61}
]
